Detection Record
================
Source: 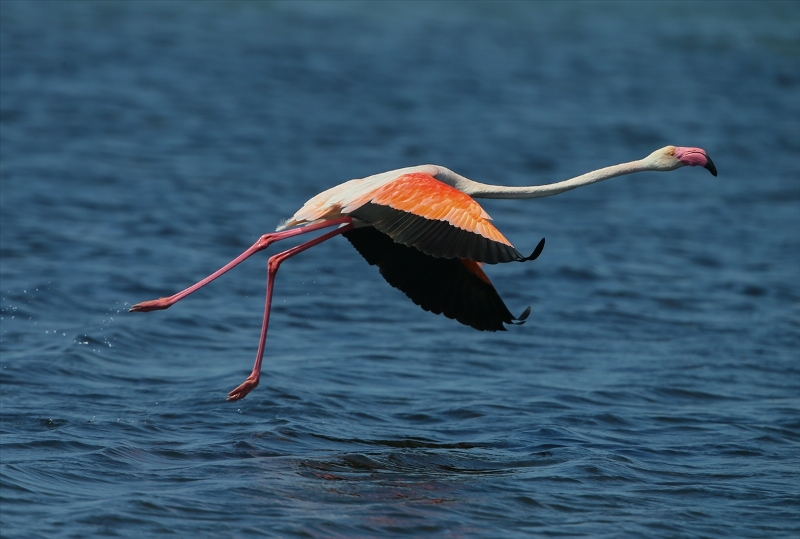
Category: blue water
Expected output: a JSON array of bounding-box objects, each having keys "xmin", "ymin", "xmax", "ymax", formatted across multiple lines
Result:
[{"xmin": 1, "ymin": 1, "xmax": 799, "ymax": 537}]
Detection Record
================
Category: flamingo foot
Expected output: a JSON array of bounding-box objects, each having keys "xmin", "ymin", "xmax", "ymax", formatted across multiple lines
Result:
[
  {"xmin": 129, "ymin": 298, "xmax": 172, "ymax": 312},
  {"xmin": 227, "ymin": 376, "xmax": 259, "ymax": 401}
]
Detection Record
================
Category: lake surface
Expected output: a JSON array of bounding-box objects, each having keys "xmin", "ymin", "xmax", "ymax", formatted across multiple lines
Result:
[{"xmin": 1, "ymin": 2, "xmax": 799, "ymax": 537}]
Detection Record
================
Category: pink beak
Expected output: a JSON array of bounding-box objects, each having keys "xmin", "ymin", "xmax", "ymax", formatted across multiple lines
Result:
[{"xmin": 674, "ymin": 147, "xmax": 718, "ymax": 176}]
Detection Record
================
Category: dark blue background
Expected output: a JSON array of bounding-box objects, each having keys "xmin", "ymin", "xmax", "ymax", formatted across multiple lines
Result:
[{"xmin": 2, "ymin": 2, "xmax": 798, "ymax": 537}]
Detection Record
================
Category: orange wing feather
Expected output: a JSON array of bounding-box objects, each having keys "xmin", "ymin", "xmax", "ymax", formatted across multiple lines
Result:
[
  {"xmin": 369, "ymin": 173, "xmax": 512, "ymax": 246},
  {"xmin": 347, "ymin": 173, "xmax": 528, "ymax": 264}
]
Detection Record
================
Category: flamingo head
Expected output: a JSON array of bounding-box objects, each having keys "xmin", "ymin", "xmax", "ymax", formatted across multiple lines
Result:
[{"xmin": 646, "ymin": 146, "xmax": 718, "ymax": 176}]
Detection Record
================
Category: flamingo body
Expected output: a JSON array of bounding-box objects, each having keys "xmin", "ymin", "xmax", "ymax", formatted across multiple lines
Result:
[
  {"xmin": 279, "ymin": 165, "xmax": 441, "ymax": 227},
  {"xmin": 284, "ymin": 169, "xmax": 534, "ymax": 263},
  {"xmin": 280, "ymin": 170, "xmax": 543, "ymax": 330}
]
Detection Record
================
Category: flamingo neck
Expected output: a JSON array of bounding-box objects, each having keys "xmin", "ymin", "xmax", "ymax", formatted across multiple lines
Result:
[{"xmin": 443, "ymin": 160, "xmax": 652, "ymax": 200}]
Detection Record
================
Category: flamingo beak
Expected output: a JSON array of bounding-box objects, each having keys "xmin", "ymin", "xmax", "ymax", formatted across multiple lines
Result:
[
  {"xmin": 675, "ymin": 147, "xmax": 718, "ymax": 177},
  {"xmin": 704, "ymin": 154, "xmax": 718, "ymax": 177}
]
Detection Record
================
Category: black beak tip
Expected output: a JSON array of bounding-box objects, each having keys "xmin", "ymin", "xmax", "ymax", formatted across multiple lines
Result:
[{"xmin": 704, "ymin": 156, "xmax": 718, "ymax": 177}]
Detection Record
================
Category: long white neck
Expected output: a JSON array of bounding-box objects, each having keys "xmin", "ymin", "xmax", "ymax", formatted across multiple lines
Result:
[{"xmin": 436, "ymin": 159, "xmax": 659, "ymax": 200}]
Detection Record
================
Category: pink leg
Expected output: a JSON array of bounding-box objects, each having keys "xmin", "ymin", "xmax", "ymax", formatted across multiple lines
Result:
[
  {"xmin": 129, "ymin": 217, "xmax": 352, "ymax": 312},
  {"xmin": 226, "ymin": 222, "xmax": 355, "ymax": 401}
]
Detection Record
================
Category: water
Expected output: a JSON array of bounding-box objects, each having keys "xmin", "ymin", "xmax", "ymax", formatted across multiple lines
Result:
[{"xmin": 1, "ymin": 1, "xmax": 799, "ymax": 537}]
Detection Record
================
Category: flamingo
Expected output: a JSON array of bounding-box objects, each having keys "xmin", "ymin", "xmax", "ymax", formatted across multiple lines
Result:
[{"xmin": 131, "ymin": 145, "xmax": 716, "ymax": 400}]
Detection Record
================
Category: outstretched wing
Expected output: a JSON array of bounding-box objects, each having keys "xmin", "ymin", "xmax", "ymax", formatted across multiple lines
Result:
[
  {"xmin": 343, "ymin": 226, "xmax": 529, "ymax": 332},
  {"xmin": 344, "ymin": 173, "xmax": 531, "ymax": 264}
]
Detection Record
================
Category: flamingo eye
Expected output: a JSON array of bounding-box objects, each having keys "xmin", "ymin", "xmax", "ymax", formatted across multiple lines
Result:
[{"xmin": 668, "ymin": 148, "xmax": 675, "ymax": 156}]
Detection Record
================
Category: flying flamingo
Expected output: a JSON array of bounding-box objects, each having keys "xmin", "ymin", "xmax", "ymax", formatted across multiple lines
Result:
[{"xmin": 131, "ymin": 146, "xmax": 716, "ymax": 400}]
